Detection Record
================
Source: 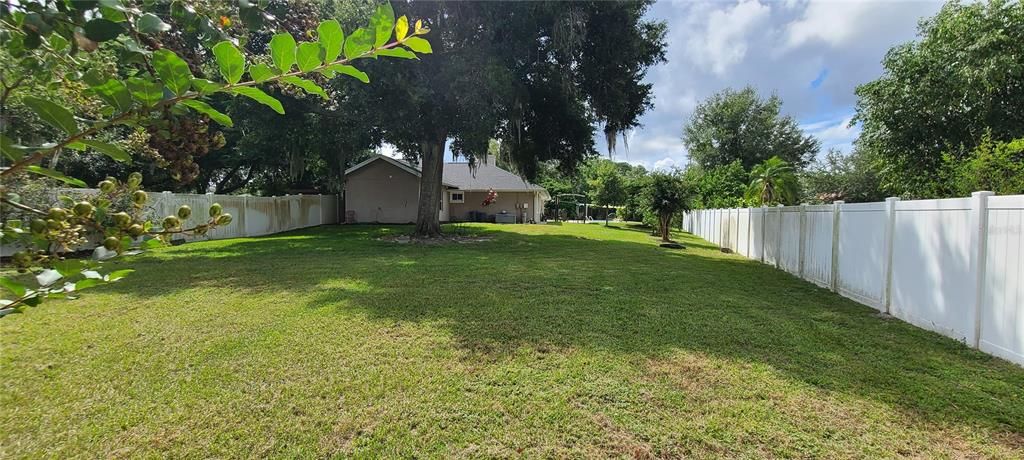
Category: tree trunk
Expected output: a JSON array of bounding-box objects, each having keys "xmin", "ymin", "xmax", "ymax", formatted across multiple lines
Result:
[
  {"xmin": 659, "ymin": 212, "xmax": 671, "ymax": 242},
  {"xmin": 414, "ymin": 139, "xmax": 445, "ymax": 237},
  {"xmin": 336, "ymin": 147, "xmax": 350, "ymax": 222},
  {"xmin": 605, "ymin": 205, "xmax": 609, "ymax": 226}
]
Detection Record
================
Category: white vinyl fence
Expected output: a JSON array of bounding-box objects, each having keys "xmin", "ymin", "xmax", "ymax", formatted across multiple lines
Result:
[
  {"xmin": 3, "ymin": 191, "xmax": 339, "ymax": 256},
  {"xmin": 684, "ymin": 192, "xmax": 1024, "ymax": 366}
]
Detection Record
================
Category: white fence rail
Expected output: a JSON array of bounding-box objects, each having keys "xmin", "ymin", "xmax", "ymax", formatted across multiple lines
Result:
[{"xmin": 685, "ymin": 192, "xmax": 1024, "ymax": 366}]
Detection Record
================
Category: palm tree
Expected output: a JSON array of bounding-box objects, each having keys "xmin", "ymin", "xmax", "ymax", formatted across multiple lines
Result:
[{"xmin": 745, "ymin": 156, "xmax": 799, "ymax": 206}]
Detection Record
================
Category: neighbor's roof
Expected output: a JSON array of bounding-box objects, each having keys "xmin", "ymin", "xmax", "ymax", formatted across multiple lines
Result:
[
  {"xmin": 345, "ymin": 155, "xmax": 546, "ymax": 193},
  {"xmin": 442, "ymin": 161, "xmax": 546, "ymax": 192}
]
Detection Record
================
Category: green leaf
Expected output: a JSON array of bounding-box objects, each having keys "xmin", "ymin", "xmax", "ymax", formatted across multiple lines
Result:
[
  {"xmin": 54, "ymin": 259, "xmax": 86, "ymax": 277},
  {"xmin": 22, "ymin": 96, "xmax": 78, "ymax": 135},
  {"xmin": 141, "ymin": 238, "xmax": 164, "ymax": 249},
  {"xmin": 106, "ymin": 269, "xmax": 135, "ymax": 281},
  {"xmin": 191, "ymin": 78, "xmax": 225, "ymax": 95},
  {"xmin": 296, "ymin": 42, "xmax": 323, "ymax": 72},
  {"xmin": 403, "ymin": 37, "xmax": 432, "ymax": 54},
  {"xmin": 231, "ymin": 87, "xmax": 284, "ymax": 114},
  {"xmin": 1, "ymin": 135, "xmax": 28, "ymax": 161},
  {"xmin": 344, "ymin": 28, "xmax": 374, "ymax": 60},
  {"xmin": 249, "ymin": 63, "xmax": 277, "ymax": 83},
  {"xmin": 136, "ymin": 13, "xmax": 171, "ymax": 33},
  {"xmin": 318, "ymin": 20, "xmax": 344, "ymax": 63},
  {"xmin": 84, "ymin": 18, "xmax": 125, "ymax": 42},
  {"xmin": 322, "ymin": 64, "xmax": 369, "ymax": 83},
  {"xmin": 212, "ymin": 41, "xmax": 245, "ymax": 84},
  {"xmin": 0, "ymin": 278, "xmax": 27, "ymax": 297},
  {"xmin": 74, "ymin": 278, "xmax": 103, "ymax": 291},
  {"xmin": 26, "ymin": 166, "xmax": 88, "ymax": 187},
  {"xmin": 126, "ymin": 77, "xmax": 164, "ymax": 105},
  {"xmin": 375, "ymin": 48, "xmax": 417, "ymax": 59},
  {"xmin": 152, "ymin": 49, "xmax": 193, "ymax": 96},
  {"xmin": 395, "ymin": 15, "xmax": 409, "ymax": 42},
  {"xmin": 269, "ymin": 33, "xmax": 297, "ymax": 73},
  {"xmin": 81, "ymin": 139, "xmax": 131, "ymax": 163},
  {"xmin": 181, "ymin": 100, "xmax": 234, "ymax": 127},
  {"xmin": 280, "ymin": 76, "xmax": 328, "ymax": 100},
  {"xmin": 90, "ymin": 79, "xmax": 133, "ymax": 113},
  {"xmin": 370, "ymin": 2, "xmax": 395, "ymax": 48}
]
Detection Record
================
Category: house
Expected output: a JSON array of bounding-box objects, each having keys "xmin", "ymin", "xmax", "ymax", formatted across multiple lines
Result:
[{"xmin": 343, "ymin": 155, "xmax": 550, "ymax": 224}]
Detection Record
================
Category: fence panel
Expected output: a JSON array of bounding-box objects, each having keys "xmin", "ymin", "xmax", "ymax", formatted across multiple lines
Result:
[
  {"xmin": 779, "ymin": 207, "xmax": 801, "ymax": 274},
  {"xmin": 980, "ymin": 195, "xmax": 1024, "ymax": 363},
  {"xmin": 803, "ymin": 206, "xmax": 834, "ymax": 288},
  {"xmin": 837, "ymin": 202, "xmax": 887, "ymax": 309},
  {"xmin": 687, "ymin": 192, "xmax": 1024, "ymax": 366},
  {"xmin": 890, "ymin": 198, "xmax": 975, "ymax": 342}
]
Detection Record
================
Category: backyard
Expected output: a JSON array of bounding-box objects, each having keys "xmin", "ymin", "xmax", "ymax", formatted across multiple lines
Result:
[{"xmin": 1, "ymin": 223, "xmax": 1022, "ymax": 457}]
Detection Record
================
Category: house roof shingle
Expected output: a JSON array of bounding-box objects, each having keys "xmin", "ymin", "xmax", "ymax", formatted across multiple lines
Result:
[{"xmin": 346, "ymin": 155, "xmax": 545, "ymax": 193}]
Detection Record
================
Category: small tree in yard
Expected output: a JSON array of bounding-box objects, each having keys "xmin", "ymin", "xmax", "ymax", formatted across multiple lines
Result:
[
  {"xmin": 643, "ymin": 171, "xmax": 691, "ymax": 242},
  {"xmin": 589, "ymin": 162, "xmax": 626, "ymax": 225}
]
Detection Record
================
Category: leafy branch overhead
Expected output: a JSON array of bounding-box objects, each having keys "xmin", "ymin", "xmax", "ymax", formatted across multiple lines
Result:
[{"xmin": 1, "ymin": 2, "xmax": 431, "ymax": 186}]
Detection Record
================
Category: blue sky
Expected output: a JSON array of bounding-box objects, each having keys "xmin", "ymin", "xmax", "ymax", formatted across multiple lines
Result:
[{"xmin": 384, "ymin": 0, "xmax": 943, "ymax": 171}]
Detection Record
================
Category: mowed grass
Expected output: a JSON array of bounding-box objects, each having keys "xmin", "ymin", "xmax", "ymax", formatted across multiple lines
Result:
[{"xmin": 1, "ymin": 223, "xmax": 1022, "ymax": 458}]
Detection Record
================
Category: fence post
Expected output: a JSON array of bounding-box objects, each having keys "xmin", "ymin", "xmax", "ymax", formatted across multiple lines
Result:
[
  {"xmin": 882, "ymin": 197, "xmax": 899, "ymax": 313},
  {"xmin": 239, "ymin": 195, "xmax": 248, "ymax": 237},
  {"xmin": 760, "ymin": 206, "xmax": 767, "ymax": 263},
  {"xmin": 746, "ymin": 206, "xmax": 752, "ymax": 257},
  {"xmin": 798, "ymin": 203, "xmax": 807, "ymax": 278},
  {"xmin": 775, "ymin": 204, "xmax": 783, "ymax": 268},
  {"xmin": 830, "ymin": 200, "xmax": 844, "ymax": 292},
  {"xmin": 969, "ymin": 191, "xmax": 993, "ymax": 348}
]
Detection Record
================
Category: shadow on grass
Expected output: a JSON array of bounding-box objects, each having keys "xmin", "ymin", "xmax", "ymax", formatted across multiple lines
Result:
[{"xmin": 97, "ymin": 224, "xmax": 1024, "ymax": 439}]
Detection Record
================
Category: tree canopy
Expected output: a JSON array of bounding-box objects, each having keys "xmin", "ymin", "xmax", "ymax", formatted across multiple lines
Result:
[
  {"xmin": 683, "ymin": 86, "xmax": 820, "ymax": 171},
  {"xmin": 853, "ymin": 0, "xmax": 1024, "ymax": 197},
  {"xmin": 359, "ymin": 1, "xmax": 667, "ymax": 236}
]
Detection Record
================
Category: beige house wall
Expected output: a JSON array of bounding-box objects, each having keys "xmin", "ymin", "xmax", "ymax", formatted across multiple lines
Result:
[
  {"xmin": 344, "ymin": 160, "xmax": 420, "ymax": 223},
  {"xmin": 448, "ymin": 191, "xmax": 541, "ymax": 223}
]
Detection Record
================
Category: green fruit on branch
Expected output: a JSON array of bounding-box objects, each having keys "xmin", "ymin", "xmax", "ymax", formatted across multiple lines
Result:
[
  {"xmin": 46, "ymin": 219, "xmax": 61, "ymax": 230},
  {"xmin": 177, "ymin": 205, "xmax": 192, "ymax": 220},
  {"xmin": 215, "ymin": 214, "xmax": 232, "ymax": 226},
  {"xmin": 127, "ymin": 224, "xmax": 145, "ymax": 238},
  {"xmin": 48, "ymin": 207, "xmax": 68, "ymax": 221},
  {"xmin": 102, "ymin": 236, "xmax": 121, "ymax": 251},
  {"xmin": 112, "ymin": 212, "xmax": 132, "ymax": 228},
  {"xmin": 162, "ymin": 215, "xmax": 181, "ymax": 230},
  {"xmin": 209, "ymin": 203, "xmax": 222, "ymax": 217},
  {"xmin": 98, "ymin": 180, "xmax": 116, "ymax": 193},
  {"xmin": 30, "ymin": 219, "xmax": 47, "ymax": 234},
  {"xmin": 73, "ymin": 201, "xmax": 94, "ymax": 217},
  {"xmin": 132, "ymin": 190, "xmax": 148, "ymax": 206},
  {"xmin": 127, "ymin": 172, "xmax": 143, "ymax": 188}
]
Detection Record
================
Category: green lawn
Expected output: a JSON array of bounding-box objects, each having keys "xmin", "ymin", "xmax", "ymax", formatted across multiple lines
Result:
[{"xmin": 2, "ymin": 223, "xmax": 1022, "ymax": 458}]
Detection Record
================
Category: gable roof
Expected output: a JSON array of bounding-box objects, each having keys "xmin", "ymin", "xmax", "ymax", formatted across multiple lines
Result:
[
  {"xmin": 345, "ymin": 155, "xmax": 545, "ymax": 193},
  {"xmin": 442, "ymin": 161, "xmax": 545, "ymax": 192}
]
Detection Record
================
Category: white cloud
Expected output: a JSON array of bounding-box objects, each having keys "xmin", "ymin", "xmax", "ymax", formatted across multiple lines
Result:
[
  {"xmin": 685, "ymin": 0, "xmax": 771, "ymax": 75},
  {"xmin": 802, "ymin": 114, "xmax": 861, "ymax": 153},
  {"xmin": 654, "ymin": 157, "xmax": 679, "ymax": 171}
]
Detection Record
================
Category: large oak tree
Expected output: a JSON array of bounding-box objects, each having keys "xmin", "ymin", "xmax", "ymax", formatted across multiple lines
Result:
[{"xmin": 362, "ymin": 1, "xmax": 666, "ymax": 236}]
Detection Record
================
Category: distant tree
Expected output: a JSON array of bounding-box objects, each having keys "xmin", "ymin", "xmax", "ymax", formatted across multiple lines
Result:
[
  {"xmin": 683, "ymin": 87, "xmax": 820, "ymax": 170},
  {"xmin": 745, "ymin": 156, "xmax": 799, "ymax": 206},
  {"xmin": 588, "ymin": 161, "xmax": 626, "ymax": 225},
  {"xmin": 853, "ymin": 0, "xmax": 1024, "ymax": 197},
  {"xmin": 684, "ymin": 160, "xmax": 748, "ymax": 209},
  {"xmin": 801, "ymin": 149, "xmax": 885, "ymax": 204},
  {"xmin": 642, "ymin": 171, "xmax": 691, "ymax": 242}
]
